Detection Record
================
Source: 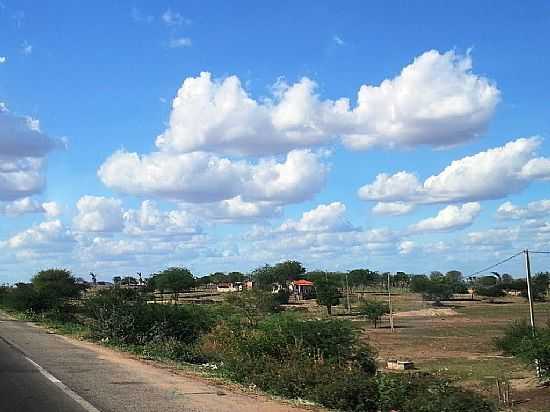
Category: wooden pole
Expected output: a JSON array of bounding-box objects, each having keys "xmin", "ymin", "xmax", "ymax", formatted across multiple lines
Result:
[
  {"xmin": 345, "ymin": 273, "xmax": 351, "ymax": 314},
  {"xmin": 524, "ymin": 249, "xmax": 541, "ymax": 379},
  {"xmin": 388, "ymin": 272, "xmax": 394, "ymax": 332},
  {"xmin": 524, "ymin": 250, "xmax": 536, "ymax": 335}
]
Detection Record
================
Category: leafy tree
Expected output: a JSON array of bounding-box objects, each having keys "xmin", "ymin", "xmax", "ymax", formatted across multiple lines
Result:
[
  {"xmin": 228, "ymin": 271, "xmax": 245, "ymax": 283},
  {"xmin": 31, "ymin": 268, "xmax": 80, "ymax": 309},
  {"xmin": 348, "ymin": 269, "xmax": 380, "ymax": 288},
  {"xmin": 112, "ymin": 276, "xmax": 122, "ymax": 285},
  {"xmin": 445, "ymin": 270, "xmax": 463, "ymax": 283},
  {"xmin": 315, "ymin": 278, "xmax": 341, "ymax": 315},
  {"xmin": 477, "ymin": 275, "xmax": 498, "ymax": 287},
  {"xmin": 501, "ymin": 273, "xmax": 513, "ymax": 284},
  {"xmin": 410, "ymin": 275, "xmax": 454, "ymax": 304},
  {"xmin": 273, "ymin": 260, "xmax": 306, "ymax": 282},
  {"xmin": 359, "ymin": 300, "xmax": 389, "ymax": 328},
  {"xmin": 474, "ymin": 284, "xmax": 506, "ymax": 302},
  {"xmin": 252, "ymin": 265, "xmax": 277, "ymax": 290},
  {"xmin": 430, "ymin": 271, "xmax": 444, "ymax": 279},
  {"xmin": 121, "ymin": 276, "xmax": 138, "ymax": 285},
  {"xmin": 152, "ymin": 267, "xmax": 195, "ymax": 300},
  {"xmin": 393, "ymin": 272, "xmax": 410, "ymax": 289},
  {"xmin": 223, "ymin": 289, "xmax": 283, "ymax": 325},
  {"xmin": 496, "ymin": 320, "xmax": 550, "ymax": 381},
  {"xmin": 252, "ymin": 261, "xmax": 306, "ymax": 290}
]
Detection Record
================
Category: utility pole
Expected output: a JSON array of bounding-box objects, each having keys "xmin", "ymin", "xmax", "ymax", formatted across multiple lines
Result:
[
  {"xmin": 345, "ymin": 272, "xmax": 351, "ymax": 314},
  {"xmin": 524, "ymin": 250, "xmax": 536, "ymax": 335},
  {"xmin": 524, "ymin": 249, "xmax": 541, "ymax": 379},
  {"xmin": 387, "ymin": 272, "xmax": 394, "ymax": 332}
]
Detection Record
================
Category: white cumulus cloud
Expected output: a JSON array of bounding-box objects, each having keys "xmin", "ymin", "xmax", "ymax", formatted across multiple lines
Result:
[
  {"xmin": 372, "ymin": 202, "xmax": 414, "ymax": 216},
  {"xmin": 98, "ymin": 149, "xmax": 328, "ymax": 205},
  {"xmin": 410, "ymin": 203, "xmax": 481, "ymax": 233},
  {"xmin": 123, "ymin": 200, "xmax": 201, "ymax": 237},
  {"xmin": 359, "ymin": 137, "xmax": 550, "ymax": 204},
  {"xmin": 154, "ymin": 50, "xmax": 498, "ymax": 156},
  {"xmin": 3, "ymin": 220, "xmax": 74, "ymax": 251},
  {"xmin": 278, "ymin": 202, "xmax": 357, "ymax": 233},
  {"xmin": 0, "ymin": 105, "xmax": 63, "ymax": 201},
  {"xmin": 73, "ymin": 196, "xmax": 124, "ymax": 233},
  {"xmin": 497, "ymin": 199, "xmax": 550, "ymax": 220}
]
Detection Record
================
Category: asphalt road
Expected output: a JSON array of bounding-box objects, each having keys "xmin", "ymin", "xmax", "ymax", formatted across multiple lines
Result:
[
  {"xmin": 0, "ymin": 313, "xmax": 311, "ymax": 412},
  {"xmin": 0, "ymin": 336, "xmax": 87, "ymax": 412}
]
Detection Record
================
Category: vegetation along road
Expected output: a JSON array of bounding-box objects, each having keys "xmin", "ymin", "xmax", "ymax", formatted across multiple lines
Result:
[{"xmin": 0, "ymin": 312, "xmax": 314, "ymax": 412}]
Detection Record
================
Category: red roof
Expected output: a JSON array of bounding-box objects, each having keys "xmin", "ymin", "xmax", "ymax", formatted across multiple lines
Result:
[{"xmin": 294, "ymin": 279, "xmax": 313, "ymax": 286}]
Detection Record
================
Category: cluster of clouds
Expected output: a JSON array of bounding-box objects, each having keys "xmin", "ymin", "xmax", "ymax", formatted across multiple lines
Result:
[
  {"xmin": 155, "ymin": 50, "xmax": 499, "ymax": 156},
  {"xmin": 2, "ymin": 47, "xmax": 549, "ymax": 277},
  {"xmin": 0, "ymin": 104, "xmax": 63, "ymax": 217},
  {"xmin": 360, "ymin": 137, "xmax": 550, "ymax": 207},
  {"xmin": 97, "ymin": 49, "xmax": 501, "ymax": 227}
]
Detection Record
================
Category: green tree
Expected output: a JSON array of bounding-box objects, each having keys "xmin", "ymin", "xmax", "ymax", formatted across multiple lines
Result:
[
  {"xmin": 445, "ymin": 270, "xmax": 463, "ymax": 283},
  {"xmin": 224, "ymin": 289, "xmax": 282, "ymax": 325},
  {"xmin": 410, "ymin": 275, "xmax": 454, "ymax": 305},
  {"xmin": 121, "ymin": 276, "xmax": 138, "ymax": 285},
  {"xmin": 112, "ymin": 276, "xmax": 122, "ymax": 285},
  {"xmin": 474, "ymin": 284, "xmax": 506, "ymax": 302},
  {"xmin": 359, "ymin": 300, "xmax": 389, "ymax": 328},
  {"xmin": 273, "ymin": 260, "xmax": 306, "ymax": 283},
  {"xmin": 31, "ymin": 268, "xmax": 80, "ymax": 309},
  {"xmin": 315, "ymin": 278, "xmax": 341, "ymax": 315},
  {"xmin": 152, "ymin": 267, "xmax": 195, "ymax": 301}
]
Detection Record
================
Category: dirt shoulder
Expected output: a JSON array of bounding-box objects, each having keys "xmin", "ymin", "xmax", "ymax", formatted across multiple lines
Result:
[{"xmin": 0, "ymin": 312, "xmax": 322, "ymax": 412}]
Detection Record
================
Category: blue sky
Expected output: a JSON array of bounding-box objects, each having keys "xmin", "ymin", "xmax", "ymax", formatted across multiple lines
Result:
[{"xmin": 1, "ymin": 1, "xmax": 550, "ymax": 283}]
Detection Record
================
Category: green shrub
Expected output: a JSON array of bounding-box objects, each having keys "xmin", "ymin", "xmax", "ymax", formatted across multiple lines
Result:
[
  {"xmin": 359, "ymin": 300, "xmax": 390, "ymax": 328},
  {"xmin": 377, "ymin": 373, "xmax": 495, "ymax": 412},
  {"xmin": 85, "ymin": 288, "xmax": 216, "ymax": 346},
  {"xmin": 495, "ymin": 320, "xmax": 550, "ymax": 380}
]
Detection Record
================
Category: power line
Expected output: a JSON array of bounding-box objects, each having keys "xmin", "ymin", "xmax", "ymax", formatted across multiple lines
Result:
[
  {"xmin": 467, "ymin": 251, "xmax": 524, "ymax": 278},
  {"xmin": 529, "ymin": 251, "xmax": 550, "ymax": 255}
]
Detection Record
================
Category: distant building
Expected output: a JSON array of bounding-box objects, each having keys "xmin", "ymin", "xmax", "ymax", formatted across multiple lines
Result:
[
  {"xmin": 217, "ymin": 282, "xmax": 244, "ymax": 293},
  {"xmin": 290, "ymin": 279, "xmax": 314, "ymax": 299}
]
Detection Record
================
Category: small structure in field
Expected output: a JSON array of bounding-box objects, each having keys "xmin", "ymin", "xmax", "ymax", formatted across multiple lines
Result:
[
  {"xmin": 290, "ymin": 279, "xmax": 315, "ymax": 299},
  {"xmin": 386, "ymin": 360, "xmax": 415, "ymax": 370},
  {"xmin": 217, "ymin": 282, "xmax": 244, "ymax": 293}
]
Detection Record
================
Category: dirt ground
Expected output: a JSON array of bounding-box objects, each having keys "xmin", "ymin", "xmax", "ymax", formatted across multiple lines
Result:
[{"xmin": 354, "ymin": 293, "xmax": 550, "ymax": 411}]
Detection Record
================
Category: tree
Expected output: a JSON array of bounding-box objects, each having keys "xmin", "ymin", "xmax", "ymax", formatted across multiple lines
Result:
[
  {"xmin": 252, "ymin": 261, "xmax": 306, "ymax": 290},
  {"xmin": 347, "ymin": 269, "xmax": 380, "ymax": 289},
  {"xmin": 430, "ymin": 271, "xmax": 444, "ymax": 279},
  {"xmin": 359, "ymin": 301, "xmax": 390, "ymax": 328},
  {"xmin": 112, "ymin": 276, "xmax": 122, "ymax": 285},
  {"xmin": 474, "ymin": 284, "xmax": 506, "ymax": 302},
  {"xmin": 252, "ymin": 265, "xmax": 278, "ymax": 290},
  {"xmin": 152, "ymin": 267, "xmax": 195, "ymax": 301},
  {"xmin": 410, "ymin": 275, "xmax": 454, "ymax": 305},
  {"xmin": 445, "ymin": 270, "xmax": 463, "ymax": 283},
  {"xmin": 224, "ymin": 289, "xmax": 282, "ymax": 325},
  {"xmin": 315, "ymin": 278, "xmax": 341, "ymax": 315},
  {"xmin": 31, "ymin": 268, "xmax": 80, "ymax": 309},
  {"xmin": 121, "ymin": 276, "xmax": 138, "ymax": 285}
]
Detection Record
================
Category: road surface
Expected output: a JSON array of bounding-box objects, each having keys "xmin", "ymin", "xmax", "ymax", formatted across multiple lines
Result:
[
  {"xmin": 0, "ymin": 335, "xmax": 88, "ymax": 411},
  {"xmin": 0, "ymin": 313, "xmax": 315, "ymax": 412}
]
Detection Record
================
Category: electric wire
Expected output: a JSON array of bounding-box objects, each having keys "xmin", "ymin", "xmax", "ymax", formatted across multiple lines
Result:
[{"xmin": 467, "ymin": 250, "xmax": 524, "ymax": 278}]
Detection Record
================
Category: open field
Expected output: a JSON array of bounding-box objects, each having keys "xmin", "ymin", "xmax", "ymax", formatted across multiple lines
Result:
[{"xmin": 348, "ymin": 293, "xmax": 550, "ymax": 411}]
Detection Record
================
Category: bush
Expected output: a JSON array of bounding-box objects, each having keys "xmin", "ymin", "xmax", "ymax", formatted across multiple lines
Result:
[
  {"xmin": 222, "ymin": 289, "xmax": 284, "ymax": 325},
  {"xmin": 377, "ymin": 373, "xmax": 495, "ymax": 412},
  {"xmin": 359, "ymin": 300, "xmax": 390, "ymax": 328},
  {"xmin": 495, "ymin": 320, "xmax": 550, "ymax": 380},
  {"xmin": 199, "ymin": 312, "xmax": 378, "ymax": 408},
  {"xmin": 85, "ymin": 288, "xmax": 216, "ymax": 347}
]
